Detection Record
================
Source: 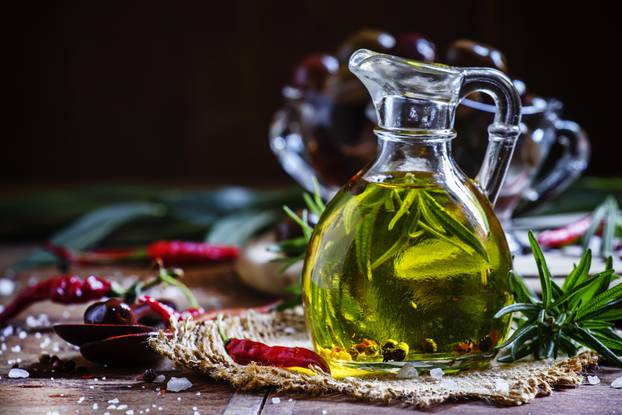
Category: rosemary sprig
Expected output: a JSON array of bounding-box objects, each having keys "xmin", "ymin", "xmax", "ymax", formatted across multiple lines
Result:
[{"xmin": 496, "ymin": 231, "xmax": 622, "ymax": 365}]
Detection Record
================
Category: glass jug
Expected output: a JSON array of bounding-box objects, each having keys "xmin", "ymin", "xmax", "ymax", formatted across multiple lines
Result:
[{"xmin": 302, "ymin": 49, "xmax": 522, "ymax": 375}]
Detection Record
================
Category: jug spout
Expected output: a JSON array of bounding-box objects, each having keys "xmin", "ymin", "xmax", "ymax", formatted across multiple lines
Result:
[
  {"xmin": 349, "ymin": 48, "xmax": 522, "ymax": 204},
  {"xmin": 349, "ymin": 48, "xmax": 463, "ymax": 132}
]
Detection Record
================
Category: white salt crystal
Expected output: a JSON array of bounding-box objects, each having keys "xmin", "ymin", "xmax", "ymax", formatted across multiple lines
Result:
[
  {"xmin": 153, "ymin": 374, "xmax": 166, "ymax": 383},
  {"xmin": 2, "ymin": 326, "xmax": 13, "ymax": 337},
  {"xmin": 166, "ymin": 377, "xmax": 192, "ymax": 392},
  {"xmin": 611, "ymin": 376, "xmax": 622, "ymax": 388},
  {"xmin": 108, "ymin": 398, "xmax": 119, "ymax": 404},
  {"xmin": 107, "ymin": 405, "xmax": 117, "ymax": 410},
  {"xmin": 62, "ymin": 310, "xmax": 71, "ymax": 319},
  {"xmin": 126, "ymin": 411, "xmax": 134, "ymax": 415},
  {"xmin": 396, "ymin": 364, "xmax": 419, "ymax": 379},
  {"xmin": 271, "ymin": 397, "xmax": 281, "ymax": 404},
  {"xmin": 11, "ymin": 345, "xmax": 21, "ymax": 353},
  {"xmin": 430, "ymin": 368, "xmax": 444, "ymax": 379},
  {"xmin": 8, "ymin": 368, "xmax": 29, "ymax": 378},
  {"xmin": 18, "ymin": 331, "xmax": 27, "ymax": 339},
  {"xmin": 587, "ymin": 375, "xmax": 600, "ymax": 385},
  {"xmin": 0, "ymin": 278, "xmax": 15, "ymax": 296},
  {"xmin": 494, "ymin": 378, "xmax": 510, "ymax": 395},
  {"xmin": 118, "ymin": 405, "xmax": 128, "ymax": 410},
  {"xmin": 92, "ymin": 403, "xmax": 98, "ymax": 410},
  {"xmin": 77, "ymin": 397, "xmax": 85, "ymax": 404}
]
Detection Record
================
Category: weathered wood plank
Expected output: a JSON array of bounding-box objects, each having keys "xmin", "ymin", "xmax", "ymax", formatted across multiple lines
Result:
[{"xmin": 222, "ymin": 390, "xmax": 269, "ymax": 415}]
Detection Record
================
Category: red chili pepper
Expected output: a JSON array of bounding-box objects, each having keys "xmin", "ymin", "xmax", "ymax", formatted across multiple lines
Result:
[
  {"xmin": 45, "ymin": 241, "xmax": 239, "ymax": 267},
  {"xmin": 0, "ymin": 275, "xmax": 112, "ymax": 324},
  {"xmin": 537, "ymin": 216, "xmax": 592, "ymax": 249},
  {"xmin": 135, "ymin": 295, "xmax": 178, "ymax": 323},
  {"xmin": 225, "ymin": 338, "xmax": 330, "ymax": 373},
  {"xmin": 146, "ymin": 241, "xmax": 239, "ymax": 264}
]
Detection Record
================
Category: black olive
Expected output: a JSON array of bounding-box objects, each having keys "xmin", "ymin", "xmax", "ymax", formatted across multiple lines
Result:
[{"xmin": 84, "ymin": 299, "xmax": 135, "ymax": 325}]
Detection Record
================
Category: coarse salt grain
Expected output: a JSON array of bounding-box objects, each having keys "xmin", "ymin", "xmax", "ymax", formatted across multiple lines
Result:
[
  {"xmin": 18, "ymin": 331, "xmax": 27, "ymax": 339},
  {"xmin": 272, "ymin": 397, "xmax": 281, "ymax": 404},
  {"xmin": 611, "ymin": 376, "xmax": 622, "ymax": 388},
  {"xmin": 8, "ymin": 368, "xmax": 29, "ymax": 378},
  {"xmin": 118, "ymin": 405, "xmax": 128, "ymax": 410},
  {"xmin": 0, "ymin": 278, "xmax": 15, "ymax": 296},
  {"xmin": 153, "ymin": 374, "xmax": 166, "ymax": 383},
  {"xmin": 430, "ymin": 368, "xmax": 444, "ymax": 380},
  {"xmin": 587, "ymin": 375, "xmax": 600, "ymax": 385},
  {"xmin": 126, "ymin": 411, "xmax": 134, "ymax": 415},
  {"xmin": 77, "ymin": 397, "xmax": 85, "ymax": 404},
  {"xmin": 92, "ymin": 403, "xmax": 98, "ymax": 410},
  {"xmin": 10, "ymin": 345, "xmax": 21, "ymax": 353},
  {"xmin": 396, "ymin": 363, "xmax": 418, "ymax": 379},
  {"xmin": 166, "ymin": 377, "xmax": 192, "ymax": 392},
  {"xmin": 494, "ymin": 378, "xmax": 510, "ymax": 395}
]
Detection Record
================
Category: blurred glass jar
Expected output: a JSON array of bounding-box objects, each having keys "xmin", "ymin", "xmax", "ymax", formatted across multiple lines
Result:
[{"xmin": 271, "ymin": 84, "xmax": 589, "ymax": 222}]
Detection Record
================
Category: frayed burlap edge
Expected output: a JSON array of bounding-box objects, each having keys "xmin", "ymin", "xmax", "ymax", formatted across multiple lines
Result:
[{"xmin": 149, "ymin": 307, "xmax": 597, "ymax": 408}]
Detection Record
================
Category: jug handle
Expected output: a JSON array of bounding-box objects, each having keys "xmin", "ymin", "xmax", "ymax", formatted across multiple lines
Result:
[{"xmin": 459, "ymin": 69, "xmax": 522, "ymax": 206}]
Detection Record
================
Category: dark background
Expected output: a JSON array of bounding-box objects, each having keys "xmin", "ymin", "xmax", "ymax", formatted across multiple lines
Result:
[{"xmin": 6, "ymin": 1, "xmax": 621, "ymax": 187}]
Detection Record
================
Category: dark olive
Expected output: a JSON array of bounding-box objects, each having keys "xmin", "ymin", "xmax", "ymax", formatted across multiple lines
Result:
[
  {"xmin": 336, "ymin": 29, "xmax": 396, "ymax": 64},
  {"xmin": 290, "ymin": 53, "xmax": 339, "ymax": 92},
  {"xmin": 394, "ymin": 33, "xmax": 436, "ymax": 62},
  {"xmin": 131, "ymin": 298, "xmax": 177, "ymax": 328},
  {"xmin": 84, "ymin": 299, "xmax": 135, "ymax": 325},
  {"xmin": 446, "ymin": 39, "xmax": 508, "ymax": 72}
]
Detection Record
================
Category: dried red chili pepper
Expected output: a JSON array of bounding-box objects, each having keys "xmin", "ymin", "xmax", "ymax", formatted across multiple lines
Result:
[
  {"xmin": 0, "ymin": 275, "xmax": 113, "ymax": 324},
  {"xmin": 225, "ymin": 338, "xmax": 330, "ymax": 373},
  {"xmin": 45, "ymin": 240, "xmax": 239, "ymax": 267},
  {"xmin": 537, "ymin": 216, "xmax": 592, "ymax": 248},
  {"xmin": 146, "ymin": 241, "xmax": 239, "ymax": 264}
]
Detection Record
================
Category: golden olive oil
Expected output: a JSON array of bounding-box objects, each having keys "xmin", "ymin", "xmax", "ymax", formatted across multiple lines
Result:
[{"xmin": 302, "ymin": 172, "xmax": 513, "ymax": 375}]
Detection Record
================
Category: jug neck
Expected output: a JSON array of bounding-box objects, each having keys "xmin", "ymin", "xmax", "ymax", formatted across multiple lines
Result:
[{"xmin": 367, "ymin": 129, "xmax": 458, "ymax": 179}]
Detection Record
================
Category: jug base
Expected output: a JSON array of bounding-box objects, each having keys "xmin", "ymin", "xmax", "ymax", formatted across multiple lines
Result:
[{"xmin": 327, "ymin": 351, "xmax": 495, "ymax": 378}]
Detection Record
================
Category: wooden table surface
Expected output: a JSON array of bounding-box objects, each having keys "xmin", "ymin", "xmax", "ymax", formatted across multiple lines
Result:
[{"xmin": 1, "ymin": 245, "xmax": 621, "ymax": 415}]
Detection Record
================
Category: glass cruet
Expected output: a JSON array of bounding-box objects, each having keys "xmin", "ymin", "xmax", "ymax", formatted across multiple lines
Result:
[{"xmin": 301, "ymin": 49, "xmax": 522, "ymax": 376}]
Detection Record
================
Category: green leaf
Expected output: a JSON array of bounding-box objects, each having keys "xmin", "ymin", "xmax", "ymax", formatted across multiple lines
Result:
[
  {"xmin": 388, "ymin": 190, "xmax": 417, "ymax": 231},
  {"xmin": 591, "ymin": 328, "xmax": 622, "ymax": 352},
  {"xmin": 494, "ymin": 303, "xmax": 541, "ymax": 319},
  {"xmin": 497, "ymin": 342, "xmax": 532, "ymax": 363},
  {"xmin": 570, "ymin": 325, "xmax": 622, "ymax": 366},
  {"xmin": 268, "ymin": 236, "xmax": 308, "ymax": 256},
  {"xmin": 496, "ymin": 322, "xmax": 538, "ymax": 351},
  {"xmin": 593, "ymin": 308, "xmax": 622, "ymax": 322},
  {"xmin": 372, "ymin": 204, "xmax": 421, "ymax": 270},
  {"xmin": 355, "ymin": 206, "xmax": 378, "ymax": 280},
  {"xmin": 527, "ymin": 231, "xmax": 552, "ymax": 309},
  {"xmin": 582, "ymin": 198, "xmax": 609, "ymax": 252},
  {"xmin": 283, "ymin": 206, "xmax": 312, "ymax": 240},
  {"xmin": 508, "ymin": 271, "xmax": 538, "ymax": 304},
  {"xmin": 206, "ymin": 210, "xmax": 279, "ymax": 245},
  {"xmin": 419, "ymin": 191, "xmax": 489, "ymax": 261},
  {"xmin": 302, "ymin": 193, "xmax": 323, "ymax": 217},
  {"xmin": 601, "ymin": 197, "xmax": 618, "ymax": 258},
  {"xmin": 311, "ymin": 178, "xmax": 326, "ymax": 212},
  {"xmin": 554, "ymin": 269, "xmax": 614, "ymax": 308},
  {"xmin": 9, "ymin": 202, "xmax": 165, "ymax": 272},
  {"xmin": 562, "ymin": 249, "xmax": 592, "ymax": 293},
  {"xmin": 575, "ymin": 282, "xmax": 622, "ymax": 321}
]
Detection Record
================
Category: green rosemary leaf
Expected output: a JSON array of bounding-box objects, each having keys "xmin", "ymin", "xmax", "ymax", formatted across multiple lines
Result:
[
  {"xmin": 267, "ymin": 236, "xmax": 308, "ymax": 256},
  {"xmin": 602, "ymin": 197, "xmax": 618, "ymax": 257},
  {"xmin": 582, "ymin": 199, "xmax": 609, "ymax": 252},
  {"xmin": 496, "ymin": 321, "xmax": 538, "ymax": 351},
  {"xmin": 355, "ymin": 206, "xmax": 379, "ymax": 280},
  {"xmin": 562, "ymin": 249, "xmax": 592, "ymax": 293},
  {"xmin": 497, "ymin": 342, "xmax": 533, "ymax": 363},
  {"xmin": 388, "ymin": 189, "xmax": 417, "ymax": 231},
  {"xmin": 527, "ymin": 231, "xmax": 552, "ymax": 308},
  {"xmin": 575, "ymin": 281, "xmax": 622, "ymax": 321},
  {"xmin": 551, "ymin": 280, "xmax": 564, "ymax": 300},
  {"xmin": 311, "ymin": 178, "xmax": 326, "ymax": 211},
  {"xmin": 419, "ymin": 191, "xmax": 489, "ymax": 261},
  {"xmin": 591, "ymin": 328, "xmax": 622, "ymax": 352},
  {"xmin": 595, "ymin": 256, "xmax": 615, "ymax": 296},
  {"xmin": 559, "ymin": 332, "xmax": 578, "ymax": 356},
  {"xmin": 508, "ymin": 271, "xmax": 538, "ymax": 304},
  {"xmin": 493, "ymin": 303, "xmax": 540, "ymax": 319},
  {"xmin": 372, "ymin": 203, "xmax": 421, "ymax": 270},
  {"xmin": 570, "ymin": 325, "xmax": 622, "ymax": 366},
  {"xmin": 594, "ymin": 308, "xmax": 622, "ymax": 322},
  {"xmin": 283, "ymin": 206, "xmax": 312, "ymax": 240},
  {"xmin": 579, "ymin": 320, "xmax": 614, "ymax": 329},
  {"xmin": 554, "ymin": 269, "xmax": 614, "ymax": 308},
  {"xmin": 206, "ymin": 209, "xmax": 279, "ymax": 245}
]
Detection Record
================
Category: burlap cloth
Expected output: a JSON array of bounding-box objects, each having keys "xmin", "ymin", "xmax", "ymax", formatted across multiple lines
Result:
[{"xmin": 149, "ymin": 306, "xmax": 597, "ymax": 408}]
